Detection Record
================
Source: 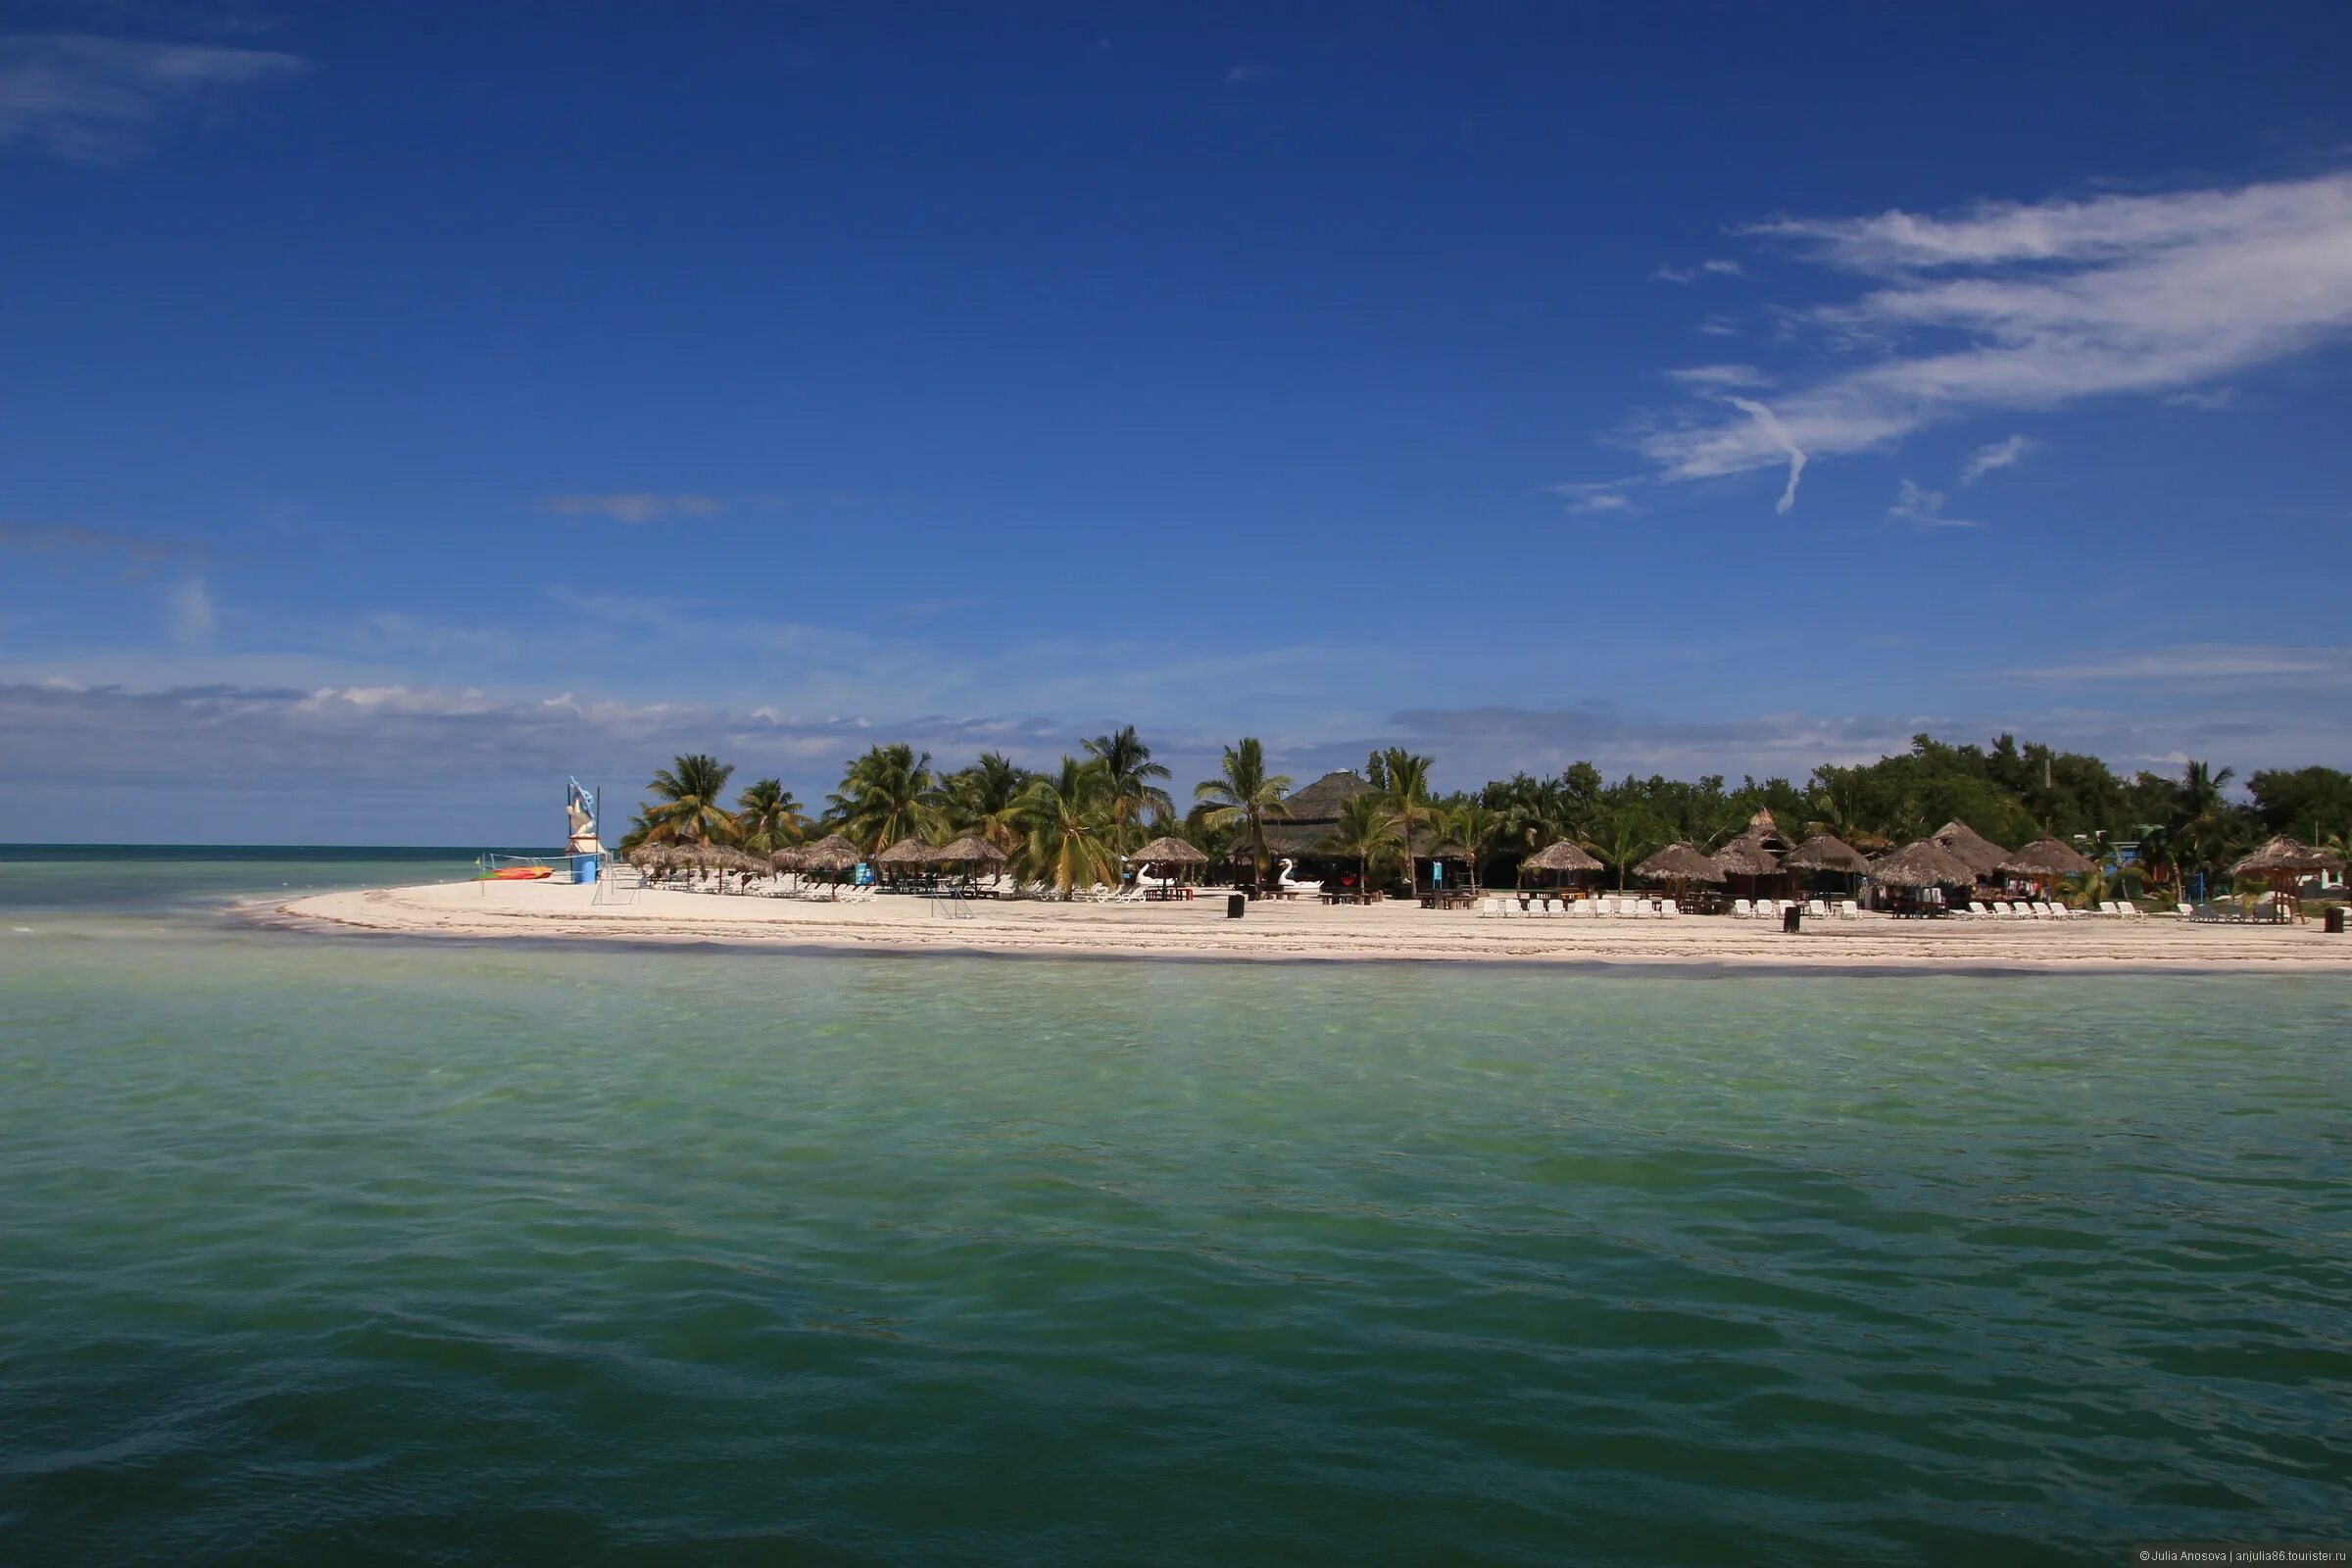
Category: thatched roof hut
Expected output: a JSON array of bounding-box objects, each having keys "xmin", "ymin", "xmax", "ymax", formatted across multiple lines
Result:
[
  {"xmin": 767, "ymin": 846, "xmax": 807, "ymax": 872},
  {"xmin": 626, "ymin": 844, "xmax": 674, "ymax": 869},
  {"xmin": 1783, "ymin": 834, "xmax": 1871, "ymax": 874},
  {"xmin": 1872, "ymin": 839, "xmax": 1979, "ymax": 888},
  {"xmin": 1635, "ymin": 843, "xmax": 1726, "ymax": 883},
  {"xmin": 931, "ymin": 833, "xmax": 1007, "ymax": 865},
  {"xmin": 1523, "ymin": 839, "xmax": 1602, "ymax": 873},
  {"xmin": 799, "ymin": 834, "xmax": 862, "ymax": 872},
  {"xmin": 2230, "ymin": 835, "xmax": 2345, "ymax": 878},
  {"xmin": 2001, "ymin": 838, "xmax": 2095, "ymax": 880},
  {"xmin": 714, "ymin": 846, "xmax": 767, "ymax": 875},
  {"xmin": 1710, "ymin": 836, "xmax": 1781, "ymax": 877},
  {"xmin": 876, "ymin": 835, "xmax": 935, "ymax": 868},
  {"xmin": 1931, "ymin": 820, "xmax": 2010, "ymax": 880},
  {"xmin": 1132, "ymin": 835, "xmax": 1209, "ymax": 866}
]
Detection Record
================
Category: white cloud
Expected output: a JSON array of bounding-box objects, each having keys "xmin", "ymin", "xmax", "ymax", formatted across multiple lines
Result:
[
  {"xmin": 1665, "ymin": 364, "xmax": 1771, "ymax": 388},
  {"xmin": 2163, "ymin": 386, "xmax": 2238, "ymax": 410},
  {"xmin": 1693, "ymin": 317, "xmax": 1740, "ymax": 337},
  {"xmin": 1887, "ymin": 479, "xmax": 1979, "ymax": 529},
  {"xmin": 1651, "ymin": 259, "xmax": 1744, "ymax": 284},
  {"xmin": 1959, "ymin": 433, "xmax": 2035, "ymax": 484},
  {"xmin": 542, "ymin": 493, "xmax": 724, "ymax": 525},
  {"xmin": 1223, "ymin": 64, "xmax": 1267, "ymax": 86},
  {"xmin": 2007, "ymin": 645, "xmax": 2352, "ymax": 681},
  {"xmin": 166, "ymin": 577, "xmax": 216, "ymax": 641},
  {"xmin": 1726, "ymin": 397, "xmax": 1806, "ymax": 514},
  {"xmin": 1635, "ymin": 172, "xmax": 2352, "ymax": 507},
  {"xmin": 0, "ymin": 32, "xmax": 304, "ymax": 161}
]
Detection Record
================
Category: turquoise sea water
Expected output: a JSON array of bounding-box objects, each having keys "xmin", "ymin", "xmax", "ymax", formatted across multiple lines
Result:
[{"xmin": 3, "ymin": 850, "xmax": 2348, "ymax": 1564}]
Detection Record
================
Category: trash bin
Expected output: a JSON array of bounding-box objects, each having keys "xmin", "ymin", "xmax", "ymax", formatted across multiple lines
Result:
[
  {"xmin": 1227, "ymin": 893, "xmax": 1247, "ymax": 919},
  {"xmin": 1782, "ymin": 906, "xmax": 1802, "ymax": 934},
  {"xmin": 2327, "ymin": 906, "xmax": 2346, "ymax": 935}
]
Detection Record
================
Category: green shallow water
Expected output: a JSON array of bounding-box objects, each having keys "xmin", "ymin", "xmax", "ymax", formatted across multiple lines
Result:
[{"xmin": 2, "ymin": 853, "xmax": 2349, "ymax": 1564}]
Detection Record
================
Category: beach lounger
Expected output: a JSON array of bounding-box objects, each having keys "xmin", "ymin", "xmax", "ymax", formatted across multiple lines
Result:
[
  {"xmin": 1838, "ymin": 901, "xmax": 1861, "ymax": 920},
  {"xmin": 1731, "ymin": 899, "xmax": 1752, "ymax": 919},
  {"xmin": 1806, "ymin": 900, "xmax": 1829, "ymax": 920}
]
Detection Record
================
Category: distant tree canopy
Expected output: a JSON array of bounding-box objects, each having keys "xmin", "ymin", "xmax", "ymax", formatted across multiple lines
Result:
[{"xmin": 621, "ymin": 731, "xmax": 2342, "ymax": 890}]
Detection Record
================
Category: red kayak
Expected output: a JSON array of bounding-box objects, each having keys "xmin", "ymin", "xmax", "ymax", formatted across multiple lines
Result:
[{"xmin": 478, "ymin": 866, "xmax": 553, "ymax": 881}]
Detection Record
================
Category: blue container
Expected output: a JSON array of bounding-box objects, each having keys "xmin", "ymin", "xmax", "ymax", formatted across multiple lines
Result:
[{"xmin": 570, "ymin": 853, "xmax": 599, "ymax": 885}]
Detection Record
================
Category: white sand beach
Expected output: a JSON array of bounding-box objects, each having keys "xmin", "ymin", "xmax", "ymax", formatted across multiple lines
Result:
[{"xmin": 269, "ymin": 880, "xmax": 2352, "ymax": 971}]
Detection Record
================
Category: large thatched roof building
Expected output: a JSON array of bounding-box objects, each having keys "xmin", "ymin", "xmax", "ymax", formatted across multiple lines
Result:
[{"xmin": 1253, "ymin": 770, "xmax": 1377, "ymax": 858}]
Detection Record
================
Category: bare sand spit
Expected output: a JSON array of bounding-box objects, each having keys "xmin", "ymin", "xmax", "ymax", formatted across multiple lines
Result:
[{"xmin": 264, "ymin": 881, "xmax": 2352, "ymax": 973}]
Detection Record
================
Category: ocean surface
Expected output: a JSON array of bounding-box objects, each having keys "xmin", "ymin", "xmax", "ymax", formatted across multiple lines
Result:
[{"xmin": 3, "ymin": 848, "xmax": 2348, "ymax": 1565}]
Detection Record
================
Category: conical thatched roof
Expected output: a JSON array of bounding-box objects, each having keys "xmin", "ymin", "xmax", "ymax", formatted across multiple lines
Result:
[
  {"xmin": 931, "ymin": 833, "xmax": 1007, "ymax": 864},
  {"xmin": 1278, "ymin": 770, "xmax": 1371, "ymax": 822},
  {"xmin": 1783, "ymin": 833, "xmax": 1871, "ymax": 874},
  {"xmin": 1635, "ymin": 842, "xmax": 1726, "ymax": 883},
  {"xmin": 1710, "ymin": 836, "xmax": 1781, "ymax": 877},
  {"xmin": 1872, "ymin": 838, "xmax": 1979, "ymax": 888},
  {"xmin": 767, "ymin": 846, "xmax": 807, "ymax": 871},
  {"xmin": 1931, "ymin": 820, "xmax": 2010, "ymax": 879},
  {"xmin": 1523, "ymin": 839, "xmax": 1601, "ymax": 873},
  {"xmin": 2230, "ymin": 834, "xmax": 2345, "ymax": 877},
  {"xmin": 626, "ymin": 844, "xmax": 673, "ymax": 868},
  {"xmin": 715, "ymin": 846, "xmax": 767, "ymax": 874},
  {"xmin": 799, "ymin": 833, "xmax": 862, "ymax": 871},
  {"xmin": 1132, "ymin": 835, "xmax": 1209, "ymax": 865},
  {"xmin": 876, "ymin": 835, "xmax": 935, "ymax": 866},
  {"xmin": 2001, "ymin": 837, "xmax": 2095, "ymax": 879}
]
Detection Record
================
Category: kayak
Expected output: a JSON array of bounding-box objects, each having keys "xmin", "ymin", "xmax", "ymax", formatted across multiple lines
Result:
[{"xmin": 477, "ymin": 866, "xmax": 553, "ymax": 881}]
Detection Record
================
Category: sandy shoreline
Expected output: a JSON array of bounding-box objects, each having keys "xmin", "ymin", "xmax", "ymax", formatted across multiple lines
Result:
[{"xmin": 260, "ymin": 880, "xmax": 2352, "ymax": 974}]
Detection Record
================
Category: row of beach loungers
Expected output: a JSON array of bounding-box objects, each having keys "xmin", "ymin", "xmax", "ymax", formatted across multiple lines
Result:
[{"xmin": 1961, "ymin": 901, "xmax": 2144, "ymax": 920}]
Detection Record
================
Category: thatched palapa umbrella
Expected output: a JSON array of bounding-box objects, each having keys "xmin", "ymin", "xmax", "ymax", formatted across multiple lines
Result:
[
  {"xmin": 798, "ymin": 832, "xmax": 863, "ymax": 899},
  {"xmin": 1131, "ymin": 835, "xmax": 1208, "ymax": 895},
  {"xmin": 1931, "ymin": 820, "xmax": 2010, "ymax": 883},
  {"xmin": 2001, "ymin": 837, "xmax": 2096, "ymax": 906},
  {"xmin": 1522, "ymin": 839, "xmax": 1601, "ymax": 897},
  {"xmin": 1871, "ymin": 839, "xmax": 1978, "ymax": 911},
  {"xmin": 1634, "ymin": 842, "xmax": 1724, "ymax": 906},
  {"xmin": 931, "ymin": 833, "xmax": 1007, "ymax": 866},
  {"xmin": 1783, "ymin": 833, "xmax": 1871, "ymax": 875},
  {"xmin": 876, "ymin": 835, "xmax": 935, "ymax": 874},
  {"xmin": 2230, "ymin": 835, "xmax": 2344, "ymax": 922}
]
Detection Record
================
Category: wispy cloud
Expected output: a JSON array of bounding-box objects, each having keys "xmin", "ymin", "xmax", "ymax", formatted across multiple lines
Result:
[
  {"xmin": 1959, "ymin": 433, "xmax": 2035, "ymax": 484},
  {"xmin": 1665, "ymin": 364, "xmax": 1771, "ymax": 388},
  {"xmin": 2007, "ymin": 644, "xmax": 2352, "ymax": 681},
  {"xmin": 169, "ymin": 578, "xmax": 216, "ymax": 640},
  {"xmin": 0, "ymin": 31, "xmax": 304, "ymax": 161},
  {"xmin": 1223, "ymin": 63, "xmax": 1267, "ymax": 86},
  {"xmin": 2162, "ymin": 386, "xmax": 2238, "ymax": 410},
  {"xmin": 1725, "ymin": 397, "xmax": 1806, "ymax": 514},
  {"xmin": 542, "ymin": 493, "xmax": 724, "ymax": 525},
  {"xmin": 1650, "ymin": 259, "xmax": 1743, "ymax": 284},
  {"xmin": 1887, "ymin": 478, "xmax": 1979, "ymax": 529},
  {"xmin": 0, "ymin": 519, "xmax": 204, "ymax": 575},
  {"xmin": 1634, "ymin": 172, "xmax": 2352, "ymax": 508},
  {"xmin": 1547, "ymin": 479, "xmax": 1641, "ymax": 515}
]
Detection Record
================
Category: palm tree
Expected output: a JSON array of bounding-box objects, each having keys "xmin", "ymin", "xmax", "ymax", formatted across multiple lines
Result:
[
  {"xmin": 1379, "ymin": 749, "xmax": 1437, "ymax": 891},
  {"xmin": 1016, "ymin": 758, "xmax": 1120, "ymax": 898},
  {"xmin": 733, "ymin": 778, "xmax": 805, "ymax": 853},
  {"xmin": 1083, "ymin": 724, "xmax": 1173, "ymax": 848},
  {"xmin": 1316, "ymin": 794, "xmax": 1402, "ymax": 897},
  {"xmin": 2176, "ymin": 759, "xmax": 2236, "ymax": 821},
  {"xmin": 1194, "ymin": 737, "xmax": 1293, "ymax": 889},
  {"xmin": 642, "ymin": 753, "xmax": 738, "ymax": 844},
  {"xmin": 1428, "ymin": 802, "xmax": 1503, "ymax": 892},
  {"xmin": 828, "ymin": 743, "xmax": 940, "ymax": 854},
  {"xmin": 941, "ymin": 752, "xmax": 1033, "ymax": 852},
  {"xmin": 1585, "ymin": 808, "xmax": 1663, "ymax": 891}
]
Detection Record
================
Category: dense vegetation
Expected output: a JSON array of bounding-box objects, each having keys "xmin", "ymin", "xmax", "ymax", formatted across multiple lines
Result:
[{"xmin": 620, "ymin": 730, "xmax": 2352, "ymax": 898}]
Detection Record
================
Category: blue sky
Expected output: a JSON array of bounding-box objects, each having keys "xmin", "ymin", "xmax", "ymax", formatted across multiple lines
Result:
[{"xmin": 5, "ymin": 4, "xmax": 2352, "ymax": 843}]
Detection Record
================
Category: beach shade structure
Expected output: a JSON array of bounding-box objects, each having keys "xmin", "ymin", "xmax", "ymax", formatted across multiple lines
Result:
[
  {"xmin": 930, "ymin": 834, "xmax": 1007, "ymax": 867},
  {"xmin": 766, "ymin": 846, "xmax": 808, "ymax": 873},
  {"xmin": 1783, "ymin": 834, "xmax": 1872, "ymax": 875},
  {"xmin": 1930, "ymin": 820, "xmax": 2011, "ymax": 883},
  {"xmin": 798, "ymin": 833, "xmax": 864, "ymax": 899},
  {"xmin": 1870, "ymin": 839, "xmax": 1979, "ymax": 911},
  {"xmin": 1522, "ymin": 838, "xmax": 1601, "ymax": 894},
  {"xmin": 2000, "ymin": 837, "xmax": 2096, "ymax": 905},
  {"xmin": 876, "ymin": 835, "xmax": 936, "ymax": 873},
  {"xmin": 2230, "ymin": 835, "xmax": 2346, "ymax": 922},
  {"xmin": 1634, "ymin": 842, "xmax": 1726, "ymax": 902},
  {"xmin": 1782, "ymin": 833, "xmax": 1872, "ymax": 899},
  {"xmin": 1131, "ymin": 835, "xmax": 1209, "ymax": 891}
]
